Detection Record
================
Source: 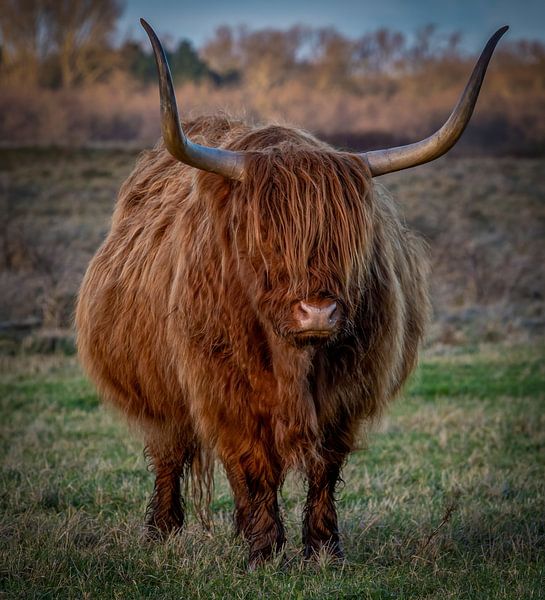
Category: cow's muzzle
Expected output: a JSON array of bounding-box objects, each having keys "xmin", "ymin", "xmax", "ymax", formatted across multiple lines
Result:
[{"xmin": 292, "ymin": 298, "xmax": 340, "ymax": 341}]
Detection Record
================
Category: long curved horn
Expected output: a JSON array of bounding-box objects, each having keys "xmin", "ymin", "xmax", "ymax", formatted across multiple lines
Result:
[
  {"xmin": 362, "ymin": 26, "xmax": 508, "ymax": 177},
  {"xmin": 141, "ymin": 19, "xmax": 246, "ymax": 181}
]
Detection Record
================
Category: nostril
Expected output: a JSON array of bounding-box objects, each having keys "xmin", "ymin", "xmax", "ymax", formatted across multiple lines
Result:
[
  {"xmin": 297, "ymin": 302, "xmax": 308, "ymax": 317},
  {"xmin": 327, "ymin": 302, "xmax": 338, "ymax": 324},
  {"xmin": 300, "ymin": 300, "xmax": 337, "ymax": 317},
  {"xmin": 296, "ymin": 300, "xmax": 339, "ymax": 330}
]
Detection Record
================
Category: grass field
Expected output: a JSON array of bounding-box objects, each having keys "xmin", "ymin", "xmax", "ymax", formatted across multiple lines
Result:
[
  {"xmin": 1, "ymin": 148, "xmax": 544, "ymax": 597},
  {"xmin": 1, "ymin": 345, "xmax": 544, "ymax": 599}
]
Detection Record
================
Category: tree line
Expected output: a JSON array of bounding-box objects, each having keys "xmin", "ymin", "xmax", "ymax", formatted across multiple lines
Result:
[
  {"xmin": 0, "ymin": 0, "xmax": 218, "ymax": 88},
  {"xmin": 2, "ymin": 0, "xmax": 544, "ymax": 91}
]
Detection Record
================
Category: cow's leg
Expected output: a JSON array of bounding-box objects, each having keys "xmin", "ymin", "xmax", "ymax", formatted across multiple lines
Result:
[
  {"xmin": 221, "ymin": 444, "xmax": 285, "ymax": 568},
  {"xmin": 143, "ymin": 423, "xmax": 193, "ymax": 538},
  {"xmin": 303, "ymin": 441, "xmax": 349, "ymax": 560}
]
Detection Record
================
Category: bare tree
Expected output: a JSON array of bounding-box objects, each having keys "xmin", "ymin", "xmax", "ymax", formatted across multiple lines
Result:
[
  {"xmin": 43, "ymin": 0, "xmax": 123, "ymax": 87},
  {"xmin": 0, "ymin": 0, "xmax": 123, "ymax": 87},
  {"xmin": 202, "ymin": 25, "xmax": 307, "ymax": 89},
  {"xmin": 355, "ymin": 28, "xmax": 406, "ymax": 75},
  {"xmin": 312, "ymin": 28, "xmax": 356, "ymax": 90},
  {"xmin": 238, "ymin": 26, "xmax": 307, "ymax": 89},
  {"xmin": 0, "ymin": 0, "xmax": 50, "ymax": 84},
  {"xmin": 201, "ymin": 26, "xmax": 239, "ymax": 79}
]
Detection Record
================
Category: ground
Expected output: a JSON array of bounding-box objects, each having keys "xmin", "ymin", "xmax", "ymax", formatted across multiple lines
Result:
[
  {"xmin": 1, "ymin": 149, "xmax": 544, "ymax": 597},
  {"xmin": 1, "ymin": 345, "xmax": 543, "ymax": 599}
]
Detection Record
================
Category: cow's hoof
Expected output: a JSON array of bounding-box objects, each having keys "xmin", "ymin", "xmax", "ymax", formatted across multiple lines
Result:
[
  {"xmin": 144, "ymin": 514, "xmax": 184, "ymax": 541},
  {"xmin": 304, "ymin": 539, "xmax": 344, "ymax": 563},
  {"xmin": 247, "ymin": 538, "xmax": 286, "ymax": 571}
]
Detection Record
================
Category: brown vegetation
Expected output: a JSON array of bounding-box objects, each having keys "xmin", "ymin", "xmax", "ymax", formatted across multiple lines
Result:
[
  {"xmin": 0, "ymin": 0, "xmax": 123, "ymax": 88},
  {"xmin": 0, "ymin": 3, "xmax": 544, "ymax": 153}
]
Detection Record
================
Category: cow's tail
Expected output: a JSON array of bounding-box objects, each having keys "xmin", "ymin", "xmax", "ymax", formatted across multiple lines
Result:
[{"xmin": 187, "ymin": 442, "xmax": 215, "ymax": 529}]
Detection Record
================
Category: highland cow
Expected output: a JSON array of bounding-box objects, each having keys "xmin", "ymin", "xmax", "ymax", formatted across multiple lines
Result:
[{"xmin": 76, "ymin": 21, "xmax": 507, "ymax": 566}]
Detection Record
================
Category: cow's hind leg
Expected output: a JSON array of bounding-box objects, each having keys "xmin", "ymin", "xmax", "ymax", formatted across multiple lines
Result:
[
  {"xmin": 221, "ymin": 442, "xmax": 285, "ymax": 568},
  {"xmin": 303, "ymin": 433, "xmax": 350, "ymax": 560},
  {"xmin": 143, "ymin": 422, "xmax": 194, "ymax": 539}
]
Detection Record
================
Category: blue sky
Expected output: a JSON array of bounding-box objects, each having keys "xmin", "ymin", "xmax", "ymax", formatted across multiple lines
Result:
[{"xmin": 119, "ymin": 0, "xmax": 545, "ymax": 50}]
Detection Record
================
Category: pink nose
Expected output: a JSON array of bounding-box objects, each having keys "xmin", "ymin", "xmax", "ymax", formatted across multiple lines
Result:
[{"xmin": 294, "ymin": 300, "xmax": 339, "ymax": 333}]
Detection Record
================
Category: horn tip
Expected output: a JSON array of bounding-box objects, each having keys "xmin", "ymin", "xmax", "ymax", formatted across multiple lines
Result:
[
  {"xmin": 140, "ymin": 18, "xmax": 159, "ymax": 47},
  {"xmin": 495, "ymin": 25, "xmax": 509, "ymax": 40}
]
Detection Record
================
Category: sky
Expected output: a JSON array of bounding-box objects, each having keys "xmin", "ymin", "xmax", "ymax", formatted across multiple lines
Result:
[{"xmin": 119, "ymin": 0, "xmax": 545, "ymax": 50}]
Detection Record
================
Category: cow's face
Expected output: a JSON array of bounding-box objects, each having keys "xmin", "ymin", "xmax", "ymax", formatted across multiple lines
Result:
[
  {"xmin": 144, "ymin": 19, "xmax": 507, "ymax": 346},
  {"xmin": 229, "ymin": 149, "xmax": 374, "ymax": 346}
]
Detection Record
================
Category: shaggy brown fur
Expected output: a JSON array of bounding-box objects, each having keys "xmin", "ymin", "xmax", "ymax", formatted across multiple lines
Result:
[{"xmin": 76, "ymin": 115, "xmax": 430, "ymax": 566}]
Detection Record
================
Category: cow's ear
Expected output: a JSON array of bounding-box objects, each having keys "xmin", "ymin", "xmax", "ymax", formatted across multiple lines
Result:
[{"xmin": 196, "ymin": 171, "xmax": 234, "ymax": 211}]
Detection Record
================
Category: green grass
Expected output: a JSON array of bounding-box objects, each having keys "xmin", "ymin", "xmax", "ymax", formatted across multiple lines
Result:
[{"xmin": 1, "ymin": 346, "xmax": 544, "ymax": 599}]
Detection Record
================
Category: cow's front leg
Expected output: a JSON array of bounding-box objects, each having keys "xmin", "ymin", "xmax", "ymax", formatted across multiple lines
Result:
[
  {"xmin": 303, "ymin": 458, "xmax": 345, "ymax": 560},
  {"xmin": 221, "ymin": 442, "xmax": 285, "ymax": 568}
]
